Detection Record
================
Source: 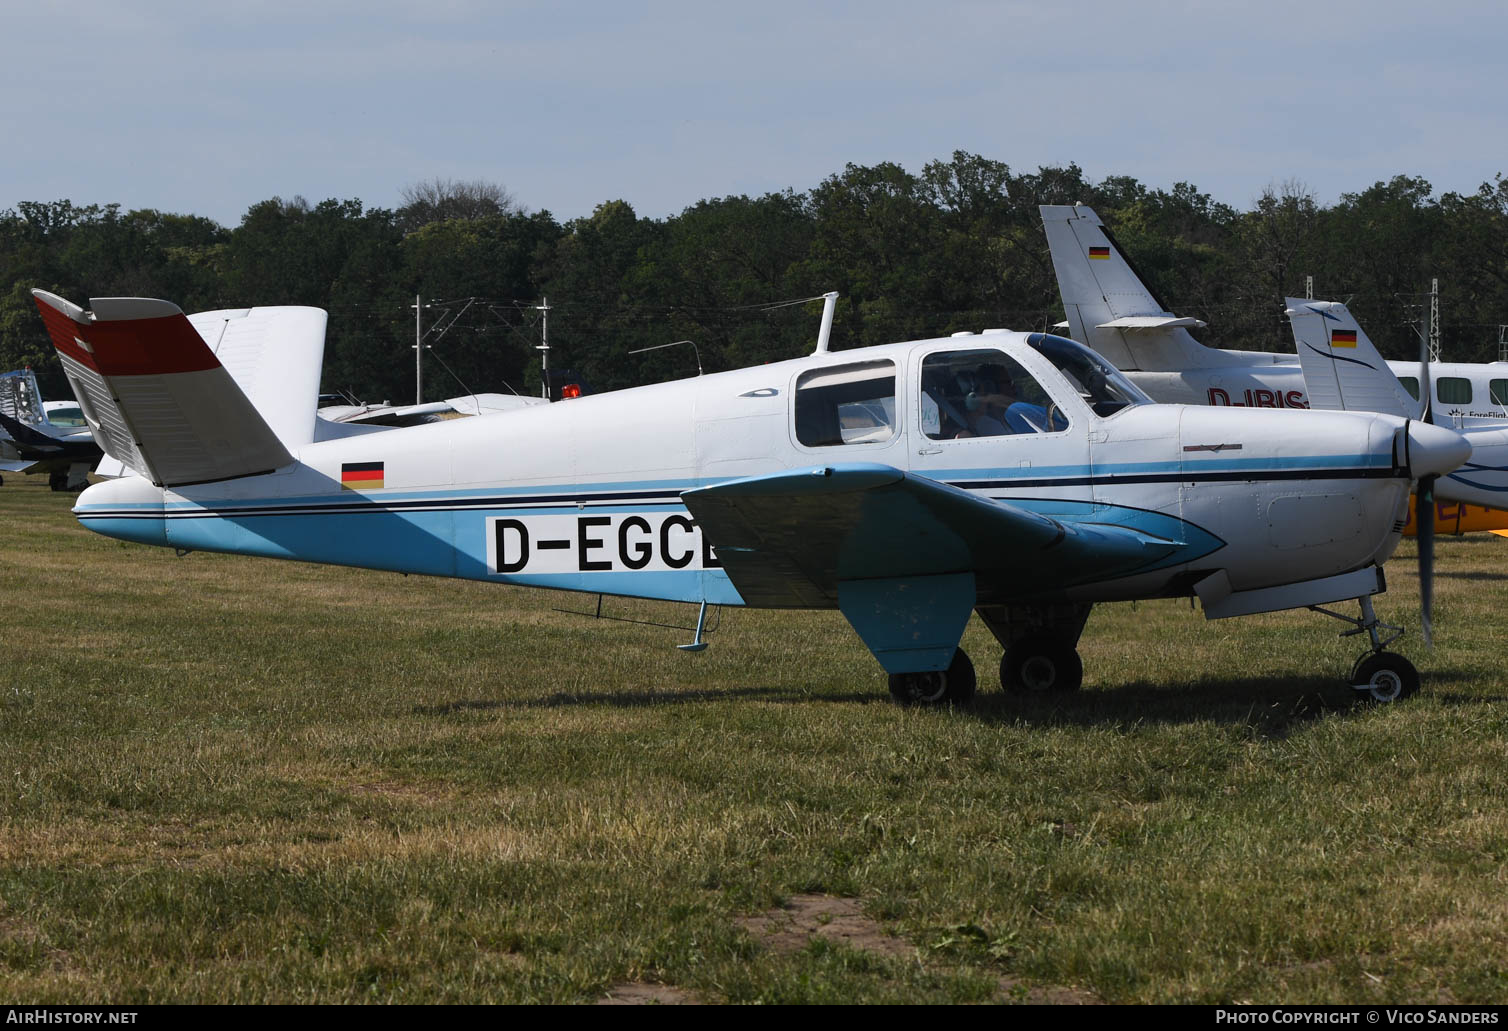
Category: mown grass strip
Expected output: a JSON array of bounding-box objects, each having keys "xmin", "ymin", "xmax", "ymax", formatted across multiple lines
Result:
[{"xmin": 1, "ymin": 478, "xmax": 1505, "ymax": 1003}]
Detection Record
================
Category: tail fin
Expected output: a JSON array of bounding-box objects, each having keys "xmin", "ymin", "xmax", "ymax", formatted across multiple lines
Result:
[
  {"xmin": 1040, "ymin": 203, "xmax": 1223, "ymax": 372},
  {"xmin": 0, "ymin": 369, "xmax": 48, "ymax": 426},
  {"xmin": 31, "ymin": 290, "xmax": 293, "ymax": 487},
  {"xmin": 1284, "ymin": 298, "xmax": 1421, "ymax": 419},
  {"xmin": 186, "ymin": 305, "xmax": 327, "ymax": 447}
]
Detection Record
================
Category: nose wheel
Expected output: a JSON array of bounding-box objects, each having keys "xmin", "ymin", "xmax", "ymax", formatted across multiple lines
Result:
[
  {"xmin": 1310, "ymin": 595, "xmax": 1419, "ymax": 703},
  {"xmin": 1350, "ymin": 652, "xmax": 1420, "ymax": 703}
]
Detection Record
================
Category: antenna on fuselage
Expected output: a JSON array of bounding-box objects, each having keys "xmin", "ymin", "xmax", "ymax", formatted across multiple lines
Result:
[
  {"xmin": 629, "ymin": 338, "xmax": 703, "ymax": 376},
  {"xmin": 812, "ymin": 291, "xmax": 838, "ymax": 354}
]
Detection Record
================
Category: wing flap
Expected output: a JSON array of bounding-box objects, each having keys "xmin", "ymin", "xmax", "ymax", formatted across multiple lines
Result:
[{"xmin": 682, "ymin": 463, "xmax": 1183, "ymax": 608}]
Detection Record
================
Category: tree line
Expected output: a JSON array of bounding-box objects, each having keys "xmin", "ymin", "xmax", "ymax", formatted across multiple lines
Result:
[{"xmin": 5, "ymin": 155, "xmax": 1508, "ymax": 406}]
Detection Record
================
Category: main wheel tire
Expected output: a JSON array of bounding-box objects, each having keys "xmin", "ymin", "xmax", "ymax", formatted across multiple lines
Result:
[
  {"xmin": 1001, "ymin": 639, "xmax": 1083, "ymax": 694},
  {"xmin": 1351, "ymin": 651, "xmax": 1420, "ymax": 703},
  {"xmin": 888, "ymin": 648, "xmax": 976, "ymax": 706}
]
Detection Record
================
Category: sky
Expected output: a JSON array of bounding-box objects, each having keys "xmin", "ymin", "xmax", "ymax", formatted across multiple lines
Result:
[{"xmin": 3, "ymin": 0, "xmax": 1504, "ymax": 227}]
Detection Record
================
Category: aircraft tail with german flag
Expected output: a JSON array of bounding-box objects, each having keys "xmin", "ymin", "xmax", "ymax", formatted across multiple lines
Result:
[
  {"xmin": 1287, "ymin": 296, "xmax": 1508, "ymax": 537},
  {"xmin": 1286, "ymin": 298, "xmax": 1424, "ymax": 420},
  {"xmin": 1039, "ymin": 203, "xmax": 1254, "ymax": 374}
]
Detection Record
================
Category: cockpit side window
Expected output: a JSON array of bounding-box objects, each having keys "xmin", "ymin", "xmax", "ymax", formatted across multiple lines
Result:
[
  {"xmin": 920, "ymin": 349, "xmax": 1068, "ymax": 440},
  {"xmin": 794, "ymin": 360, "xmax": 897, "ymax": 447}
]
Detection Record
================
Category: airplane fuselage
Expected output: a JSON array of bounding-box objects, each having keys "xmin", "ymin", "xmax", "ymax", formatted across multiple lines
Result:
[
  {"xmin": 1127, "ymin": 358, "xmax": 1508, "ymax": 426},
  {"xmin": 76, "ymin": 332, "xmax": 1427, "ymax": 611}
]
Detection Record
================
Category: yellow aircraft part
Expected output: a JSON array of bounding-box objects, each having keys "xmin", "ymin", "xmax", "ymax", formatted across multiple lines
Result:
[{"xmin": 1402, "ymin": 496, "xmax": 1508, "ymax": 537}]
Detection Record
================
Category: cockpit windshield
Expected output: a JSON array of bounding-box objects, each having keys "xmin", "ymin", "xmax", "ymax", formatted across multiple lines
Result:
[{"xmin": 1025, "ymin": 333, "xmax": 1151, "ymax": 417}]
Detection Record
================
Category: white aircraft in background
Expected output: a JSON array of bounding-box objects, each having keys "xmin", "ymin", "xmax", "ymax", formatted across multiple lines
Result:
[
  {"xmin": 1039, "ymin": 203, "xmax": 1508, "ymax": 429},
  {"xmin": 319, "ymin": 392, "xmax": 547, "ymax": 427},
  {"xmin": 1041, "ymin": 202, "xmax": 1508, "ymax": 546},
  {"xmin": 32, "ymin": 289, "xmax": 1470, "ymax": 704},
  {"xmin": 0, "ymin": 368, "xmax": 101, "ymax": 490},
  {"xmin": 1288, "ymin": 298, "xmax": 1508, "ymax": 545},
  {"xmin": 1288, "ymin": 299, "xmax": 1508, "ymax": 502}
]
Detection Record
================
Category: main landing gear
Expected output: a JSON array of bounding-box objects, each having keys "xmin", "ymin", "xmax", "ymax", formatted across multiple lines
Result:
[
  {"xmin": 884, "ymin": 604, "xmax": 1087, "ymax": 705},
  {"xmin": 1309, "ymin": 595, "xmax": 1419, "ymax": 703},
  {"xmin": 979, "ymin": 603, "xmax": 1089, "ymax": 696},
  {"xmin": 886, "ymin": 635, "xmax": 1086, "ymax": 707},
  {"xmin": 888, "ymin": 648, "xmax": 976, "ymax": 705},
  {"xmin": 1000, "ymin": 638, "xmax": 1083, "ymax": 694}
]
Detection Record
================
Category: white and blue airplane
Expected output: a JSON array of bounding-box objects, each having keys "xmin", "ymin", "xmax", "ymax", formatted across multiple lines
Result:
[{"xmin": 32, "ymin": 289, "xmax": 1470, "ymax": 705}]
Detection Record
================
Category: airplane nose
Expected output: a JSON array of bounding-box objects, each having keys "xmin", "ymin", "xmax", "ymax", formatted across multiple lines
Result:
[{"xmin": 1402, "ymin": 421, "xmax": 1472, "ymax": 479}]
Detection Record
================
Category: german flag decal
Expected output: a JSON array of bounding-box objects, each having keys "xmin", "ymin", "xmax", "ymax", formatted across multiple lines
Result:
[
  {"xmin": 341, "ymin": 462, "xmax": 385, "ymax": 489},
  {"xmin": 1331, "ymin": 330, "xmax": 1358, "ymax": 348},
  {"xmin": 1089, "ymin": 246, "xmax": 1110, "ymax": 260}
]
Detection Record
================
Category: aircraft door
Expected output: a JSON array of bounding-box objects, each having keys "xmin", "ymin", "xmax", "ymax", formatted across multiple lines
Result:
[{"xmin": 906, "ymin": 344, "xmax": 1093, "ymax": 517}]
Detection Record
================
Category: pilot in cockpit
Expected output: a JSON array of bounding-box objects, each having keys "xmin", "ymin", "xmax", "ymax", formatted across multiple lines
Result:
[
  {"xmin": 922, "ymin": 354, "xmax": 1065, "ymax": 440},
  {"xmin": 954, "ymin": 367, "xmax": 1011, "ymax": 438}
]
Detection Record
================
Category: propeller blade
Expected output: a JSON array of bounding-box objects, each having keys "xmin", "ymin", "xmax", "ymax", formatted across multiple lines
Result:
[
  {"xmin": 1418, "ymin": 320, "xmax": 1433, "ymax": 425},
  {"xmin": 1419, "ymin": 475, "xmax": 1435, "ymax": 648}
]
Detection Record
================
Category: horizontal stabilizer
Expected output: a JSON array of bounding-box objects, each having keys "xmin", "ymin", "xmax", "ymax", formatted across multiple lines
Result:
[
  {"xmin": 682, "ymin": 463, "xmax": 1183, "ymax": 608},
  {"xmin": 1097, "ymin": 315, "xmax": 1209, "ymax": 331},
  {"xmin": 31, "ymin": 290, "xmax": 293, "ymax": 487}
]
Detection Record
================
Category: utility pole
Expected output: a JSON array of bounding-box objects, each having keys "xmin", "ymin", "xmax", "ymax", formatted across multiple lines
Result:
[
  {"xmin": 412, "ymin": 294, "xmax": 429, "ymax": 405},
  {"xmin": 1499, "ymin": 324, "xmax": 1507, "ymax": 364},
  {"xmin": 1428, "ymin": 278, "xmax": 1442, "ymax": 364},
  {"xmin": 536, "ymin": 297, "xmax": 551, "ymax": 399}
]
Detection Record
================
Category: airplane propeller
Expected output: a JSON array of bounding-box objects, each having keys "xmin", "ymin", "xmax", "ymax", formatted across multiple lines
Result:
[{"xmin": 1417, "ymin": 330, "xmax": 1435, "ymax": 647}]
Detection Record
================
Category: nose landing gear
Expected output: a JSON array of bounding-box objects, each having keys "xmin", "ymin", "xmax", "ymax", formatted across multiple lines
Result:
[{"xmin": 1309, "ymin": 595, "xmax": 1419, "ymax": 703}]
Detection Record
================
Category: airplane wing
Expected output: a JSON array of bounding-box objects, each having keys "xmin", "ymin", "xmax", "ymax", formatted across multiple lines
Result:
[
  {"xmin": 31, "ymin": 291, "xmax": 293, "ymax": 488},
  {"xmin": 1285, "ymin": 298, "xmax": 1421, "ymax": 419},
  {"xmin": 681, "ymin": 463, "xmax": 1185, "ymax": 608}
]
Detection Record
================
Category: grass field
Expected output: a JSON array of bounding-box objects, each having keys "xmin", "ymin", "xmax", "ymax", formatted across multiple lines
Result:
[{"xmin": 1, "ymin": 476, "xmax": 1506, "ymax": 1004}]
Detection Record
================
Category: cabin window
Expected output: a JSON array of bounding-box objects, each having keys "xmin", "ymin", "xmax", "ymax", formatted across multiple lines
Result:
[
  {"xmin": 794, "ymin": 360, "xmax": 896, "ymax": 447},
  {"xmin": 1398, "ymin": 376, "xmax": 1420, "ymax": 401},
  {"xmin": 1437, "ymin": 377, "xmax": 1472, "ymax": 405},
  {"xmin": 1490, "ymin": 379, "xmax": 1507, "ymax": 406},
  {"xmin": 919, "ymin": 349, "xmax": 1066, "ymax": 440},
  {"xmin": 46, "ymin": 405, "xmax": 86, "ymax": 427}
]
